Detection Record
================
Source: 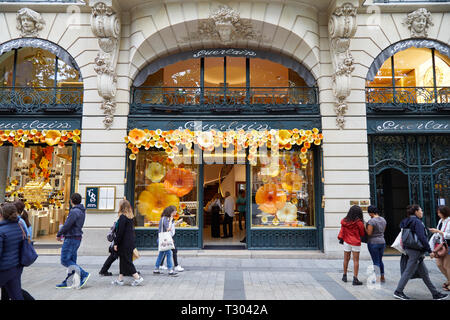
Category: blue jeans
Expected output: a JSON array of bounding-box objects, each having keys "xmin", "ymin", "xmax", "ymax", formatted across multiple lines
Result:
[
  {"xmin": 61, "ymin": 238, "xmax": 88, "ymax": 279},
  {"xmin": 367, "ymin": 243, "xmax": 385, "ymax": 276},
  {"xmin": 155, "ymin": 250, "xmax": 174, "ymax": 270}
]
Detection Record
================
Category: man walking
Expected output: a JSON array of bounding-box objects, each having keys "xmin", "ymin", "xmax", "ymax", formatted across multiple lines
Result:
[
  {"xmin": 222, "ymin": 192, "xmax": 235, "ymax": 238},
  {"xmin": 56, "ymin": 193, "xmax": 90, "ymax": 289}
]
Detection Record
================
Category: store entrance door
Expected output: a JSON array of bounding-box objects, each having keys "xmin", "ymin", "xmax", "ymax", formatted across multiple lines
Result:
[
  {"xmin": 376, "ymin": 169, "xmax": 409, "ymax": 246},
  {"xmin": 202, "ymin": 164, "xmax": 246, "ymax": 248}
]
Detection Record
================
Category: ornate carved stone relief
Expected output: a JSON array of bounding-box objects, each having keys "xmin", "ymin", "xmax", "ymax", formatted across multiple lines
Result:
[
  {"xmin": 16, "ymin": 8, "xmax": 45, "ymax": 37},
  {"xmin": 403, "ymin": 8, "xmax": 433, "ymax": 38},
  {"xmin": 328, "ymin": 3, "xmax": 357, "ymax": 129},
  {"xmin": 185, "ymin": 5, "xmax": 261, "ymax": 44},
  {"xmin": 90, "ymin": 1, "xmax": 121, "ymax": 129}
]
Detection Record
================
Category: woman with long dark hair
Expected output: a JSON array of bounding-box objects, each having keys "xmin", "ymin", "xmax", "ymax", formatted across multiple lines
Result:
[
  {"xmin": 338, "ymin": 205, "xmax": 365, "ymax": 285},
  {"xmin": 393, "ymin": 204, "xmax": 447, "ymax": 300},
  {"xmin": 111, "ymin": 200, "xmax": 143, "ymax": 286}
]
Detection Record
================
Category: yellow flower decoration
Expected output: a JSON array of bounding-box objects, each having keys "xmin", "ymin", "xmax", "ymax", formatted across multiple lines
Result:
[
  {"xmin": 128, "ymin": 128, "xmax": 146, "ymax": 145},
  {"xmin": 276, "ymin": 202, "xmax": 297, "ymax": 223},
  {"xmin": 137, "ymin": 183, "xmax": 180, "ymax": 222},
  {"xmin": 281, "ymin": 172, "xmax": 303, "ymax": 193},
  {"xmin": 44, "ymin": 130, "xmax": 62, "ymax": 146},
  {"xmin": 145, "ymin": 162, "xmax": 166, "ymax": 182}
]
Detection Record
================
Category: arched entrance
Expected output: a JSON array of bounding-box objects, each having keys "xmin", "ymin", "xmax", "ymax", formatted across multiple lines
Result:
[{"xmin": 375, "ymin": 168, "xmax": 409, "ymax": 246}]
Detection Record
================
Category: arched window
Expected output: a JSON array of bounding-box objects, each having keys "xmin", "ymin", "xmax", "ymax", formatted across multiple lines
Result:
[
  {"xmin": 0, "ymin": 42, "xmax": 83, "ymax": 113},
  {"xmin": 366, "ymin": 42, "xmax": 449, "ymax": 112},
  {"xmin": 131, "ymin": 51, "xmax": 317, "ymax": 114}
]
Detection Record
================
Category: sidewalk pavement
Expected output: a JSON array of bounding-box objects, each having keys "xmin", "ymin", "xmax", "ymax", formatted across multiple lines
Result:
[{"xmin": 19, "ymin": 249, "xmax": 449, "ymax": 300}]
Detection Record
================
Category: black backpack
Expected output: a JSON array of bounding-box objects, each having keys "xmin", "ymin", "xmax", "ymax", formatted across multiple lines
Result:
[{"xmin": 106, "ymin": 221, "xmax": 117, "ymax": 242}]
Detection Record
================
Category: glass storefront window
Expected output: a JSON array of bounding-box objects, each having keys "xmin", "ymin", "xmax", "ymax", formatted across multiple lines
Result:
[
  {"xmin": 251, "ymin": 150, "xmax": 315, "ymax": 228},
  {"xmin": 16, "ymin": 47, "xmax": 56, "ymax": 87},
  {"xmin": 134, "ymin": 150, "xmax": 199, "ymax": 228},
  {"xmin": 0, "ymin": 50, "xmax": 15, "ymax": 87},
  {"xmin": 0, "ymin": 144, "xmax": 79, "ymax": 240},
  {"xmin": 250, "ymin": 58, "xmax": 288, "ymax": 87}
]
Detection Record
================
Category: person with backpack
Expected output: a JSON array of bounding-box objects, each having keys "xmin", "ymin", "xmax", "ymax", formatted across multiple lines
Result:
[
  {"xmin": 338, "ymin": 205, "xmax": 365, "ymax": 285},
  {"xmin": 393, "ymin": 204, "xmax": 448, "ymax": 300},
  {"xmin": 56, "ymin": 193, "xmax": 90, "ymax": 289},
  {"xmin": 99, "ymin": 218, "xmax": 119, "ymax": 276}
]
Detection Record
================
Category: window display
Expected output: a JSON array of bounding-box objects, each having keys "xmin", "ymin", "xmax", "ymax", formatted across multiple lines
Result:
[
  {"xmin": 134, "ymin": 150, "xmax": 199, "ymax": 228},
  {"xmin": 0, "ymin": 143, "xmax": 79, "ymax": 240},
  {"xmin": 251, "ymin": 150, "xmax": 315, "ymax": 228}
]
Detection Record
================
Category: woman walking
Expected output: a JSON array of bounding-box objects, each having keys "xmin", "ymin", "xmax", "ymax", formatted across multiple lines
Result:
[
  {"xmin": 429, "ymin": 205, "xmax": 450, "ymax": 292},
  {"xmin": 112, "ymin": 200, "xmax": 143, "ymax": 286},
  {"xmin": 366, "ymin": 205, "xmax": 387, "ymax": 282},
  {"xmin": 338, "ymin": 205, "xmax": 365, "ymax": 285},
  {"xmin": 153, "ymin": 206, "xmax": 178, "ymax": 276},
  {"xmin": 0, "ymin": 203, "xmax": 25, "ymax": 300},
  {"xmin": 393, "ymin": 204, "xmax": 447, "ymax": 300}
]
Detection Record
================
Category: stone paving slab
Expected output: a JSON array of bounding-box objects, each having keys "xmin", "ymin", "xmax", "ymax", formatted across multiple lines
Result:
[{"xmin": 17, "ymin": 254, "xmax": 449, "ymax": 301}]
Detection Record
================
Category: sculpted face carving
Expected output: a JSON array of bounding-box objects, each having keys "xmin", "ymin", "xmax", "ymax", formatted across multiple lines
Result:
[
  {"xmin": 16, "ymin": 8, "xmax": 45, "ymax": 37},
  {"xmin": 404, "ymin": 8, "xmax": 433, "ymax": 38}
]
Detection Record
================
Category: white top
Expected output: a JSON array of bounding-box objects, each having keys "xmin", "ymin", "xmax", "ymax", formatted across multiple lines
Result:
[
  {"xmin": 207, "ymin": 198, "xmax": 221, "ymax": 212},
  {"xmin": 224, "ymin": 196, "xmax": 235, "ymax": 217},
  {"xmin": 429, "ymin": 217, "xmax": 450, "ymax": 249}
]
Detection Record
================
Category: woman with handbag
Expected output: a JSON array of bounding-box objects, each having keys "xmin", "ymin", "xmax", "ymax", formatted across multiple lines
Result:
[
  {"xmin": 393, "ymin": 204, "xmax": 448, "ymax": 300},
  {"xmin": 429, "ymin": 205, "xmax": 450, "ymax": 292},
  {"xmin": 338, "ymin": 205, "xmax": 365, "ymax": 286},
  {"xmin": 153, "ymin": 205, "xmax": 178, "ymax": 277},
  {"xmin": 111, "ymin": 200, "xmax": 143, "ymax": 286},
  {"xmin": 0, "ymin": 203, "xmax": 25, "ymax": 300},
  {"xmin": 366, "ymin": 205, "xmax": 387, "ymax": 283}
]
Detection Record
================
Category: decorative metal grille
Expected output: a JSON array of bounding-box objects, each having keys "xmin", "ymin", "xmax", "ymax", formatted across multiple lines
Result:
[
  {"xmin": 0, "ymin": 86, "xmax": 83, "ymax": 114},
  {"xmin": 369, "ymin": 134, "xmax": 450, "ymax": 227},
  {"xmin": 366, "ymin": 86, "xmax": 449, "ymax": 113},
  {"xmin": 130, "ymin": 86, "xmax": 319, "ymax": 114}
]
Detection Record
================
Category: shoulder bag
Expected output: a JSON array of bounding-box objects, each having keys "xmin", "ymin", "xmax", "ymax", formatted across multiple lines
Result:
[
  {"xmin": 401, "ymin": 227, "xmax": 424, "ymax": 251},
  {"xmin": 106, "ymin": 221, "xmax": 117, "ymax": 242},
  {"xmin": 18, "ymin": 223, "xmax": 38, "ymax": 267},
  {"xmin": 158, "ymin": 217, "xmax": 175, "ymax": 252},
  {"xmin": 433, "ymin": 220, "xmax": 449, "ymax": 258}
]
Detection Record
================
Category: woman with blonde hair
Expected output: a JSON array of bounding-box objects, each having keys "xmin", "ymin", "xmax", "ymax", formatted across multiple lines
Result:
[{"xmin": 112, "ymin": 200, "xmax": 143, "ymax": 286}]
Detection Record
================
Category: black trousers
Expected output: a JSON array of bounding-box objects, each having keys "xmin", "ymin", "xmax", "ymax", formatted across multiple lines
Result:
[
  {"xmin": 223, "ymin": 214, "xmax": 233, "ymax": 237},
  {"xmin": 238, "ymin": 211, "xmax": 246, "ymax": 230},
  {"xmin": 1, "ymin": 287, "xmax": 34, "ymax": 300},
  {"xmin": 118, "ymin": 247, "xmax": 137, "ymax": 276},
  {"xmin": 100, "ymin": 250, "xmax": 119, "ymax": 274}
]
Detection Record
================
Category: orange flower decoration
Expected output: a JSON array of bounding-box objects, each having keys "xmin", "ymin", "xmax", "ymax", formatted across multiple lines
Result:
[
  {"xmin": 278, "ymin": 130, "xmax": 292, "ymax": 145},
  {"xmin": 163, "ymin": 167, "xmax": 194, "ymax": 197},
  {"xmin": 255, "ymin": 183, "xmax": 287, "ymax": 214},
  {"xmin": 281, "ymin": 172, "xmax": 303, "ymax": 193},
  {"xmin": 128, "ymin": 128, "xmax": 146, "ymax": 145},
  {"xmin": 137, "ymin": 183, "xmax": 179, "ymax": 222},
  {"xmin": 44, "ymin": 130, "xmax": 62, "ymax": 146}
]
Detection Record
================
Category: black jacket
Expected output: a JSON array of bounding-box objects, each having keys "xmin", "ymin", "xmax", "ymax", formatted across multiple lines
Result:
[{"xmin": 114, "ymin": 215, "xmax": 135, "ymax": 253}]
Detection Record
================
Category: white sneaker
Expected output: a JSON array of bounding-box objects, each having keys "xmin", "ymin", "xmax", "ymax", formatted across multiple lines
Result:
[
  {"xmin": 131, "ymin": 277, "xmax": 144, "ymax": 286},
  {"xmin": 159, "ymin": 265, "xmax": 168, "ymax": 270},
  {"xmin": 174, "ymin": 265, "xmax": 184, "ymax": 272},
  {"xmin": 112, "ymin": 279, "xmax": 124, "ymax": 286}
]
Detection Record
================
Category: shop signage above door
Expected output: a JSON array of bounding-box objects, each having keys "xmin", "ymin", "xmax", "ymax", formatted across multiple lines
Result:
[
  {"xmin": 192, "ymin": 49, "xmax": 257, "ymax": 58},
  {"xmin": 0, "ymin": 118, "xmax": 81, "ymax": 130},
  {"xmin": 368, "ymin": 118, "xmax": 450, "ymax": 134},
  {"xmin": 129, "ymin": 117, "xmax": 321, "ymax": 132}
]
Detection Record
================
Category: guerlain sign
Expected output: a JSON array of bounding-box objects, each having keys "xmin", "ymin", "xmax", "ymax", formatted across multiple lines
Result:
[
  {"xmin": 0, "ymin": 119, "xmax": 79, "ymax": 130},
  {"xmin": 193, "ymin": 49, "xmax": 257, "ymax": 58},
  {"xmin": 372, "ymin": 119, "xmax": 450, "ymax": 133},
  {"xmin": 178, "ymin": 120, "xmax": 271, "ymax": 132}
]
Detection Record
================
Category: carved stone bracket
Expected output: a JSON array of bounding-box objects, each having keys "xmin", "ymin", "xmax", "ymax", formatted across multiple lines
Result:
[
  {"xmin": 90, "ymin": 0, "xmax": 121, "ymax": 129},
  {"xmin": 328, "ymin": 3, "xmax": 357, "ymax": 129}
]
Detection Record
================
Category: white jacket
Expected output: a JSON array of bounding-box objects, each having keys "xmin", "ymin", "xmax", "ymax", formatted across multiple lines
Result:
[{"xmin": 429, "ymin": 217, "xmax": 450, "ymax": 249}]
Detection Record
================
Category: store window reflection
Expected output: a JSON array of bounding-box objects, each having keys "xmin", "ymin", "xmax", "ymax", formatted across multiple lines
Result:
[
  {"xmin": 366, "ymin": 47, "xmax": 450, "ymax": 104},
  {"xmin": 134, "ymin": 150, "xmax": 199, "ymax": 229},
  {"xmin": 0, "ymin": 144, "xmax": 80, "ymax": 241},
  {"xmin": 251, "ymin": 150, "xmax": 315, "ymax": 228}
]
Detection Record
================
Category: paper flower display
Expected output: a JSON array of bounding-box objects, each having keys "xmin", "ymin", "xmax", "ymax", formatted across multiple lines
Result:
[
  {"xmin": 163, "ymin": 167, "xmax": 194, "ymax": 197},
  {"xmin": 197, "ymin": 131, "xmax": 214, "ymax": 150},
  {"xmin": 255, "ymin": 183, "xmax": 287, "ymax": 214},
  {"xmin": 276, "ymin": 202, "xmax": 298, "ymax": 222},
  {"xmin": 137, "ymin": 183, "xmax": 180, "ymax": 222},
  {"xmin": 145, "ymin": 162, "xmax": 166, "ymax": 182},
  {"xmin": 128, "ymin": 128, "xmax": 146, "ymax": 145},
  {"xmin": 44, "ymin": 130, "xmax": 61, "ymax": 146},
  {"xmin": 281, "ymin": 172, "xmax": 303, "ymax": 193}
]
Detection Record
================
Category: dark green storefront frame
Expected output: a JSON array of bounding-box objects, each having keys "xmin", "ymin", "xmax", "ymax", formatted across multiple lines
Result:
[{"xmin": 125, "ymin": 115, "xmax": 324, "ymax": 250}]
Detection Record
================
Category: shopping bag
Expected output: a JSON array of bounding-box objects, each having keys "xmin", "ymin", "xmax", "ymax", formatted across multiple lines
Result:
[
  {"xmin": 132, "ymin": 248, "xmax": 140, "ymax": 261},
  {"xmin": 158, "ymin": 231, "xmax": 175, "ymax": 251},
  {"xmin": 391, "ymin": 229, "xmax": 405, "ymax": 254}
]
